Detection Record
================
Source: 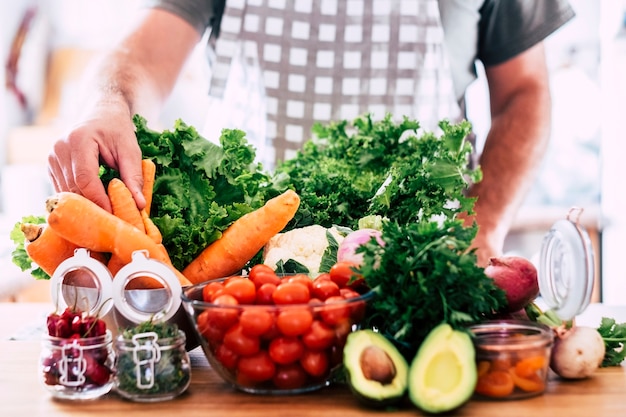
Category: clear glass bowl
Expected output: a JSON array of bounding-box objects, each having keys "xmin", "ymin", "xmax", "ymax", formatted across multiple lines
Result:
[
  {"xmin": 181, "ymin": 275, "xmax": 373, "ymax": 395},
  {"xmin": 40, "ymin": 330, "xmax": 115, "ymax": 400},
  {"xmin": 469, "ymin": 320, "xmax": 554, "ymax": 400},
  {"xmin": 113, "ymin": 329, "xmax": 191, "ymax": 402}
]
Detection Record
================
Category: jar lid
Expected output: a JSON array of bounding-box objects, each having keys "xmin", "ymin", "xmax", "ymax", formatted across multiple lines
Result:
[
  {"xmin": 49, "ymin": 248, "xmax": 114, "ymax": 316},
  {"xmin": 538, "ymin": 207, "xmax": 595, "ymax": 321},
  {"xmin": 112, "ymin": 250, "xmax": 182, "ymax": 324}
]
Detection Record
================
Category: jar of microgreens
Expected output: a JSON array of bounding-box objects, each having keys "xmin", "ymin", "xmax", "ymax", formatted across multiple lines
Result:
[{"xmin": 110, "ymin": 250, "xmax": 191, "ymax": 402}]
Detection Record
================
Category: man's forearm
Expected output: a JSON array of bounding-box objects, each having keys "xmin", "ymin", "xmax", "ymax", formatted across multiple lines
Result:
[
  {"xmin": 469, "ymin": 83, "xmax": 551, "ymax": 251},
  {"xmin": 77, "ymin": 8, "xmax": 202, "ymax": 122}
]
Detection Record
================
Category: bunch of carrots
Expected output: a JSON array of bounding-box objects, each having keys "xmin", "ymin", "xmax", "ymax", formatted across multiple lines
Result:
[{"xmin": 20, "ymin": 159, "xmax": 301, "ymax": 289}]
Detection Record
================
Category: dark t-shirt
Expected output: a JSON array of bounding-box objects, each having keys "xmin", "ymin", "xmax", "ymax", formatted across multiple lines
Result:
[{"xmin": 144, "ymin": 0, "xmax": 575, "ymax": 101}]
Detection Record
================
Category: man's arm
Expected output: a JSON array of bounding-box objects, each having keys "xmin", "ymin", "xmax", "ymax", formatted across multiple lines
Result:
[
  {"xmin": 48, "ymin": 9, "xmax": 201, "ymax": 211},
  {"xmin": 468, "ymin": 42, "xmax": 552, "ymax": 266}
]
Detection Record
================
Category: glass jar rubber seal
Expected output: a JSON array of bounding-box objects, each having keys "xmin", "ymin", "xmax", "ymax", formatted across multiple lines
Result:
[
  {"xmin": 111, "ymin": 250, "xmax": 182, "ymax": 324},
  {"xmin": 538, "ymin": 207, "xmax": 595, "ymax": 321},
  {"xmin": 49, "ymin": 248, "xmax": 114, "ymax": 316}
]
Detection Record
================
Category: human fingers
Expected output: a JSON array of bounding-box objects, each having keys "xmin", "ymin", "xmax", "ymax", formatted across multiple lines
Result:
[
  {"xmin": 48, "ymin": 129, "xmax": 112, "ymax": 212},
  {"xmin": 115, "ymin": 144, "xmax": 146, "ymax": 211}
]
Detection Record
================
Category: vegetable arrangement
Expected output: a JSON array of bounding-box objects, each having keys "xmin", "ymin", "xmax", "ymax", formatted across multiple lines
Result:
[
  {"xmin": 99, "ymin": 115, "xmax": 289, "ymax": 272},
  {"xmin": 8, "ymin": 111, "xmax": 626, "ymax": 410},
  {"xmin": 11, "ymin": 115, "xmax": 294, "ymax": 284}
]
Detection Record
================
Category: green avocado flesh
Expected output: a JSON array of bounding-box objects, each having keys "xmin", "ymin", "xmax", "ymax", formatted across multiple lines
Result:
[
  {"xmin": 408, "ymin": 323, "xmax": 477, "ymax": 414},
  {"xmin": 343, "ymin": 330, "xmax": 409, "ymax": 404}
]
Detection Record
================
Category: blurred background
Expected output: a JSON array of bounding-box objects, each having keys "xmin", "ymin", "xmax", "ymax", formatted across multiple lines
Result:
[{"xmin": 0, "ymin": 1, "xmax": 622, "ymax": 304}]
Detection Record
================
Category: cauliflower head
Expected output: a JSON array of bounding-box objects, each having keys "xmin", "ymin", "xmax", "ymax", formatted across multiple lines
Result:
[{"xmin": 263, "ymin": 225, "xmax": 345, "ymax": 276}]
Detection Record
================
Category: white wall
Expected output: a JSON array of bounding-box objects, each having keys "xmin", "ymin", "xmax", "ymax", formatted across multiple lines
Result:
[{"xmin": 599, "ymin": 0, "xmax": 626, "ymax": 304}]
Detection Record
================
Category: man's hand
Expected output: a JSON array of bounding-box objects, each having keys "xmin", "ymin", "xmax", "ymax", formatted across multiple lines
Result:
[{"xmin": 47, "ymin": 106, "xmax": 144, "ymax": 213}]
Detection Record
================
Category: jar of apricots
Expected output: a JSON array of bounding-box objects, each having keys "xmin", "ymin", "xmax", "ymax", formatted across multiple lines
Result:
[{"xmin": 469, "ymin": 320, "xmax": 554, "ymax": 400}]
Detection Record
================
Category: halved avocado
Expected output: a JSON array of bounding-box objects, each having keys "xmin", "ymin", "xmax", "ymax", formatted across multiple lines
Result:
[
  {"xmin": 343, "ymin": 329, "xmax": 409, "ymax": 406},
  {"xmin": 408, "ymin": 323, "xmax": 477, "ymax": 414}
]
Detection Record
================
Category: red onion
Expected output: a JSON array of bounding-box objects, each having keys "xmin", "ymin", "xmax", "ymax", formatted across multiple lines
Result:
[{"xmin": 484, "ymin": 256, "xmax": 539, "ymax": 313}]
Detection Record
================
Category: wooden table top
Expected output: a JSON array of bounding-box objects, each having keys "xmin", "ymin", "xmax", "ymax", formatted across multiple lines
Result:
[{"xmin": 3, "ymin": 302, "xmax": 626, "ymax": 417}]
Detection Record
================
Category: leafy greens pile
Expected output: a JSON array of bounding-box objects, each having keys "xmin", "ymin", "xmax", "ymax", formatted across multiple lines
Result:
[
  {"xmin": 275, "ymin": 113, "xmax": 481, "ymax": 230},
  {"xmin": 100, "ymin": 115, "xmax": 288, "ymax": 271}
]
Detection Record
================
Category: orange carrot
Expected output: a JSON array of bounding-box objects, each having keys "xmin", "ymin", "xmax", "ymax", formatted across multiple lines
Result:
[
  {"xmin": 21, "ymin": 223, "xmax": 107, "ymax": 277},
  {"xmin": 45, "ymin": 192, "xmax": 190, "ymax": 286},
  {"xmin": 182, "ymin": 189, "xmax": 300, "ymax": 284},
  {"xmin": 141, "ymin": 158, "xmax": 156, "ymax": 216},
  {"xmin": 141, "ymin": 210, "xmax": 162, "ymax": 244},
  {"xmin": 107, "ymin": 177, "xmax": 145, "ymax": 277},
  {"xmin": 106, "ymin": 253, "xmax": 126, "ymax": 276},
  {"xmin": 108, "ymin": 178, "xmax": 145, "ymax": 232},
  {"xmin": 21, "ymin": 223, "xmax": 79, "ymax": 277}
]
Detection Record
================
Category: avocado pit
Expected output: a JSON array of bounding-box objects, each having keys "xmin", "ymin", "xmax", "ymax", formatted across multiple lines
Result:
[{"xmin": 360, "ymin": 345, "xmax": 397, "ymax": 385}]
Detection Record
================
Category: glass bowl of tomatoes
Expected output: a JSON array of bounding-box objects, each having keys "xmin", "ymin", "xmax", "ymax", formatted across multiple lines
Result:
[{"xmin": 180, "ymin": 265, "xmax": 373, "ymax": 394}]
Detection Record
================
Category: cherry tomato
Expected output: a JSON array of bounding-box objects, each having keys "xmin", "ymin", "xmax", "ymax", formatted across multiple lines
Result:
[
  {"xmin": 239, "ymin": 308, "xmax": 275, "ymax": 336},
  {"xmin": 311, "ymin": 279, "xmax": 340, "ymax": 300},
  {"xmin": 328, "ymin": 344, "xmax": 344, "ymax": 367},
  {"xmin": 339, "ymin": 288, "xmax": 367, "ymax": 321},
  {"xmin": 235, "ymin": 371, "xmax": 259, "ymax": 388},
  {"xmin": 308, "ymin": 297, "xmax": 324, "ymax": 305},
  {"xmin": 287, "ymin": 274, "xmax": 314, "ymax": 291},
  {"xmin": 237, "ymin": 351, "xmax": 276, "ymax": 382},
  {"xmin": 475, "ymin": 370, "xmax": 515, "ymax": 398},
  {"xmin": 333, "ymin": 319, "xmax": 352, "ymax": 348},
  {"xmin": 196, "ymin": 310, "xmax": 226, "ymax": 343},
  {"xmin": 202, "ymin": 281, "xmax": 225, "ymax": 302},
  {"xmin": 223, "ymin": 324, "xmax": 261, "ymax": 356},
  {"xmin": 215, "ymin": 343, "xmax": 239, "ymax": 370},
  {"xmin": 269, "ymin": 336, "xmax": 305, "ymax": 365},
  {"xmin": 300, "ymin": 349, "xmax": 330, "ymax": 378},
  {"xmin": 256, "ymin": 283, "xmax": 277, "ymax": 305},
  {"xmin": 319, "ymin": 296, "xmax": 351, "ymax": 326},
  {"xmin": 276, "ymin": 308, "xmax": 314, "ymax": 336},
  {"xmin": 224, "ymin": 277, "xmax": 257, "ymax": 304},
  {"xmin": 249, "ymin": 264, "xmax": 281, "ymax": 287},
  {"xmin": 205, "ymin": 294, "xmax": 240, "ymax": 329},
  {"xmin": 260, "ymin": 321, "xmax": 281, "ymax": 341},
  {"xmin": 329, "ymin": 261, "xmax": 361, "ymax": 288},
  {"xmin": 314, "ymin": 273, "xmax": 331, "ymax": 281},
  {"xmin": 273, "ymin": 282, "xmax": 310, "ymax": 305},
  {"xmin": 272, "ymin": 363, "xmax": 308, "ymax": 390},
  {"xmin": 302, "ymin": 320, "xmax": 335, "ymax": 350}
]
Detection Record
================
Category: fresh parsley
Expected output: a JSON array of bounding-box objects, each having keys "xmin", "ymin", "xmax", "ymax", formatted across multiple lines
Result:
[
  {"xmin": 597, "ymin": 317, "xmax": 626, "ymax": 367},
  {"xmin": 358, "ymin": 219, "xmax": 507, "ymax": 359}
]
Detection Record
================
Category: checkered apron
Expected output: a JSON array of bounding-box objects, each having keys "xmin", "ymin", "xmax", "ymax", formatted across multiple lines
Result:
[{"xmin": 202, "ymin": 0, "xmax": 460, "ymax": 168}]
